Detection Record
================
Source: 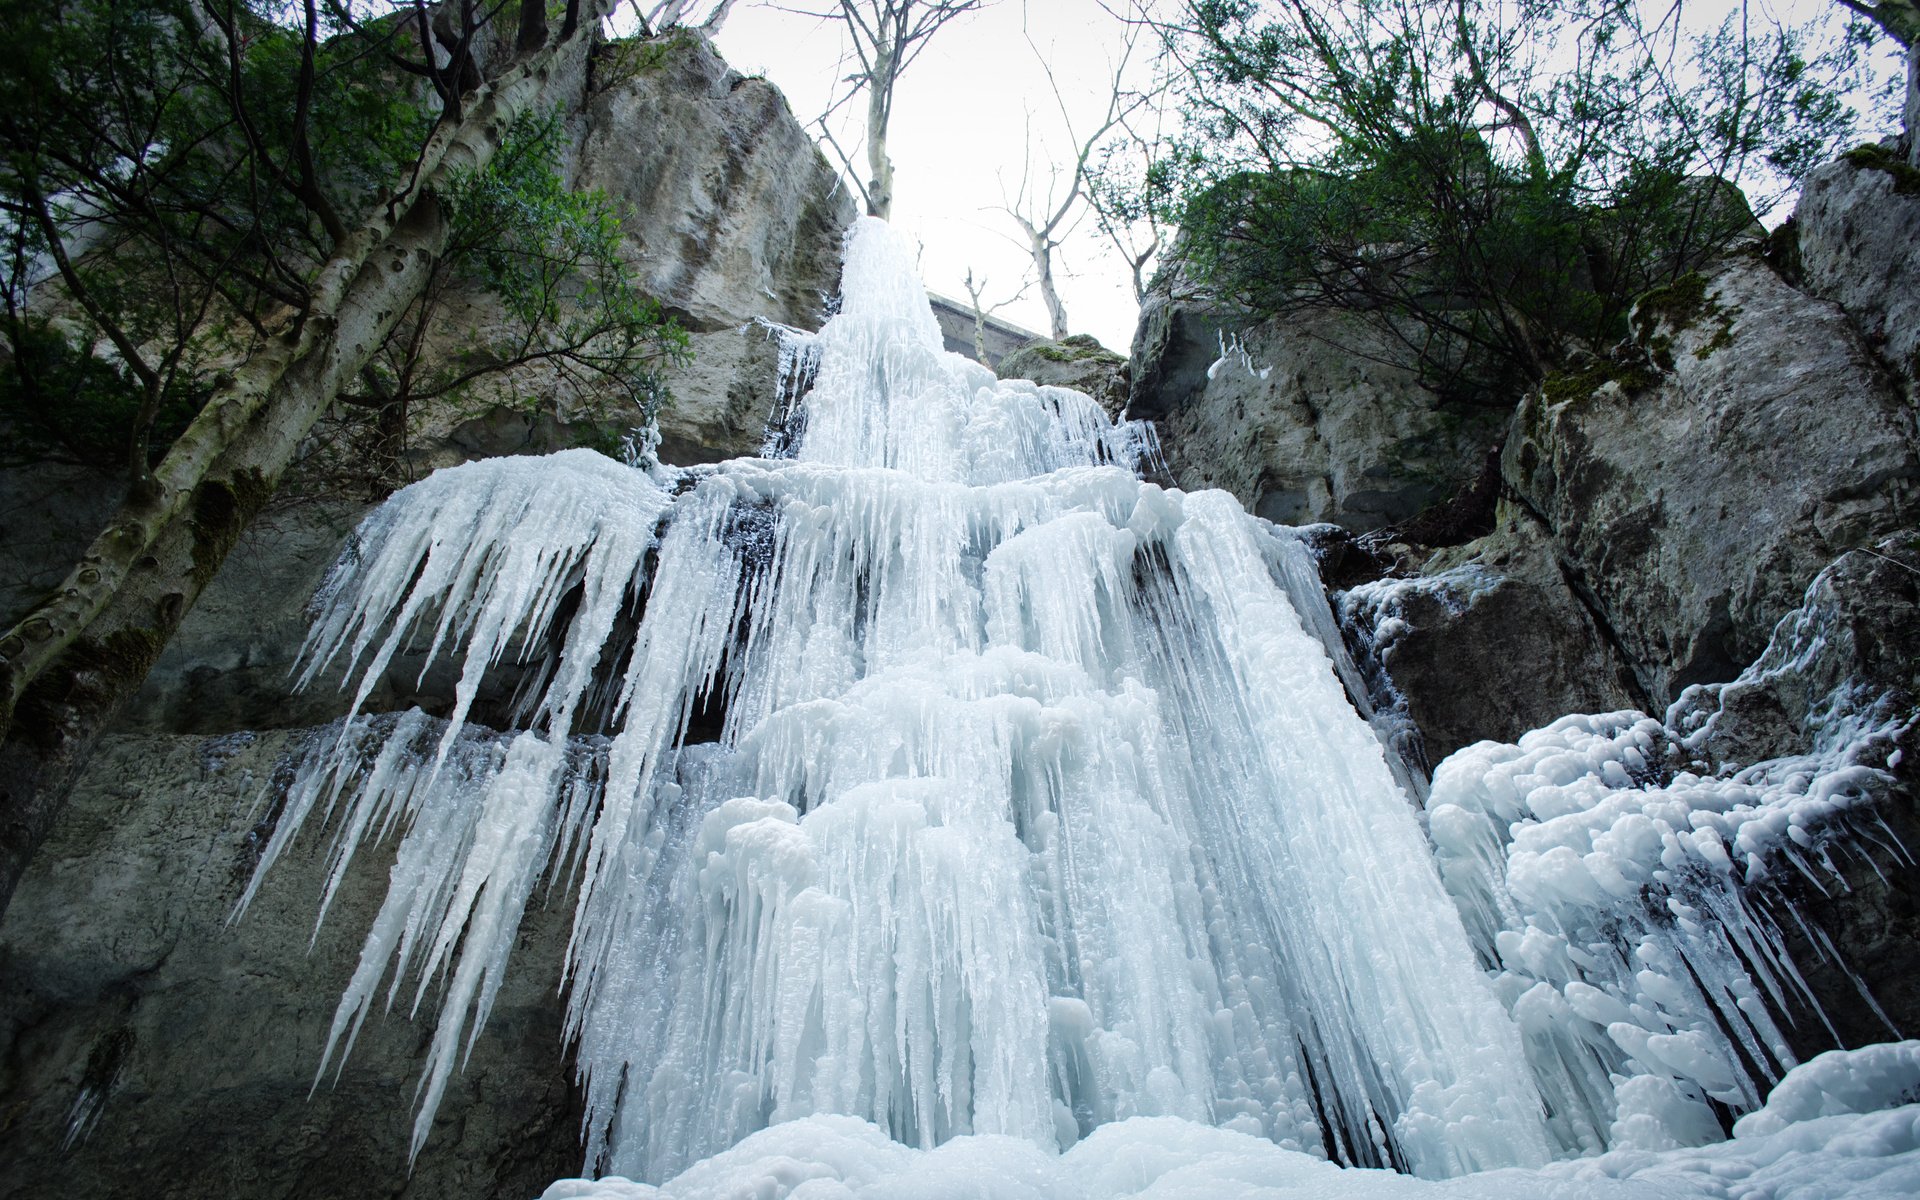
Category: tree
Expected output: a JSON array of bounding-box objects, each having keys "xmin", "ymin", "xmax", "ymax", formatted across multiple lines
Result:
[
  {"xmin": 806, "ymin": 0, "xmax": 985, "ymax": 218},
  {"xmin": 994, "ymin": 11, "xmax": 1151, "ymax": 337},
  {"xmin": 641, "ymin": 0, "xmax": 742, "ymax": 34},
  {"xmin": 1831, "ymin": 0, "xmax": 1918, "ymax": 163},
  {"xmin": 0, "ymin": 0, "xmax": 630, "ymax": 919},
  {"xmin": 960, "ymin": 264, "xmax": 1030, "ymax": 362},
  {"xmin": 1085, "ymin": 90, "xmax": 1175, "ymax": 302},
  {"xmin": 1120, "ymin": 0, "xmax": 1890, "ymax": 399}
]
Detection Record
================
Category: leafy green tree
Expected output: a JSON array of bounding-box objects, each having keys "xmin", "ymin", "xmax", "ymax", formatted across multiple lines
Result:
[
  {"xmin": 0, "ymin": 0, "xmax": 650, "ymax": 918},
  {"xmin": 323, "ymin": 109, "xmax": 688, "ymax": 490},
  {"xmin": 1114, "ymin": 0, "xmax": 1895, "ymax": 398}
]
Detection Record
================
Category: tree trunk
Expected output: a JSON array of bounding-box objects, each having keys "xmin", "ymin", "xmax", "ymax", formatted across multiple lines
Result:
[
  {"xmin": 865, "ymin": 48, "xmax": 895, "ymax": 219},
  {"xmin": 1032, "ymin": 234, "xmax": 1068, "ymax": 339},
  {"xmin": 1907, "ymin": 41, "xmax": 1918, "ymax": 168},
  {"xmin": 0, "ymin": 5, "xmax": 606, "ymax": 920}
]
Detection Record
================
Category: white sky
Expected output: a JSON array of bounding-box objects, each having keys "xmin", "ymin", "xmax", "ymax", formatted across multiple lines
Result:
[
  {"xmin": 695, "ymin": 0, "xmax": 1905, "ymax": 355},
  {"xmin": 713, "ymin": 1, "xmax": 1151, "ymax": 352}
]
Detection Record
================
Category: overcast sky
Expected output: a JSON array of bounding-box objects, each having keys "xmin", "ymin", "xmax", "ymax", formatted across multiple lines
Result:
[{"xmin": 714, "ymin": 1, "xmax": 1152, "ymax": 353}]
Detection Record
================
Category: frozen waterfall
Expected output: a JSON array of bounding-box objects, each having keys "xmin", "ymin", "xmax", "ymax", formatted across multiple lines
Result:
[{"xmin": 245, "ymin": 217, "xmax": 1677, "ymax": 1186}]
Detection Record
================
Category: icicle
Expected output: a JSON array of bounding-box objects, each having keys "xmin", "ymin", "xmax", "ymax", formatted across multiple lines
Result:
[{"xmin": 250, "ymin": 215, "xmax": 1572, "ymax": 1184}]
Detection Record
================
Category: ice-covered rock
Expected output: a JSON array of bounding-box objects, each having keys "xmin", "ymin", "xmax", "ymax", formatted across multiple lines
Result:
[
  {"xmin": 0, "ymin": 727, "xmax": 584, "ymax": 1200},
  {"xmin": 997, "ymin": 335, "xmax": 1130, "ymax": 420},
  {"xmin": 237, "ymin": 217, "xmax": 1551, "ymax": 1184},
  {"xmin": 1336, "ymin": 510, "xmax": 1642, "ymax": 763},
  {"xmin": 531, "ymin": 1096, "xmax": 1920, "ymax": 1200}
]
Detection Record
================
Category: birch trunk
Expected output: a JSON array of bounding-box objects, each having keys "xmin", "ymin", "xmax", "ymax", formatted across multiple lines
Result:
[{"xmin": 0, "ymin": 6, "xmax": 604, "ymax": 918}]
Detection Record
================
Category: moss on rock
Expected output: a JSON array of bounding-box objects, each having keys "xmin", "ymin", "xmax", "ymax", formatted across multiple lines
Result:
[{"xmin": 1841, "ymin": 143, "xmax": 1920, "ymax": 197}]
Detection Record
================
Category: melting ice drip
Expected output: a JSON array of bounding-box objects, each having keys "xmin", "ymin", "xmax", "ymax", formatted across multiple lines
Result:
[{"xmin": 242, "ymin": 218, "xmax": 1555, "ymax": 1182}]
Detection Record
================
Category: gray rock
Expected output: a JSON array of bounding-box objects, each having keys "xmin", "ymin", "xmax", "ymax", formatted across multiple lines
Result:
[
  {"xmin": 386, "ymin": 32, "xmax": 854, "ymax": 473},
  {"xmin": 1127, "ymin": 288, "xmax": 1507, "ymax": 530},
  {"xmin": 0, "ymin": 463, "xmax": 121, "ymax": 630},
  {"xmin": 996, "ymin": 335, "xmax": 1129, "ymax": 419},
  {"xmin": 1794, "ymin": 150, "xmax": 1920, "ymax": 401},
  {"xmin": 0, "ymin": 730, "xmax": 583, "ymax": 1200},
  {"xmin": 576, "ymin": 31, "xmax": 855, "ymax": 463},
  {"xmin": 118, "ymin": 499, "xmax": 371, "ymax": 735},
  {"xmin": 1337, "ymin": 507, "xmax": 1642, "ymax": 764},
  {"xmin": 1504, "ymin": 253, "xmax": 1920, "ymax": 708},
  {"xmin": 0, "ymin": 35, "xmax": 854, "ymax": 1198}
]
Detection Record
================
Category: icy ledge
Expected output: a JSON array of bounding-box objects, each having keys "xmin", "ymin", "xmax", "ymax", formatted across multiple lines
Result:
[{"xmin": 537, "ymin": 1042, "xmax": 1920, "ymax": 1200}]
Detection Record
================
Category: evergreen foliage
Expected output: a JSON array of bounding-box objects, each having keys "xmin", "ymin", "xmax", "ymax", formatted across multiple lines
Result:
[
  {"xmin": 1110, "ymin": 0, "xmax": 1898, "ymax": 398},
  {"xmin": 0, "ymin": 1, "xmax": 679, "ymax": 487}
]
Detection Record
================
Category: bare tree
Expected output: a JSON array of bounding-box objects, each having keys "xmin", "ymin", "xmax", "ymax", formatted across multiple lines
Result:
[
  {"xmin": 994, "ymin": 12, "xmax": 1149, "ymax": 337},
  {"xmin": 960, "ymin": 265, "xmax": 1030, "ymax": 363},
  {"xmin": 1086, "ymin": 109, "xmax": 1173, "ymax": 302},
  {"xmin": 643, "ymin": 0, "xmax": 742, "ymax": 34},
  {"xmin": 803, "ymin": 0, "xmax": 985, "ymax": 219}
]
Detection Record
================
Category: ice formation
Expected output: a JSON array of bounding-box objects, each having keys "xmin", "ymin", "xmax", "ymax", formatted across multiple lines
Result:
[
  {"xmin": 536, "ymin": 1042, "xmax": 1920, "ymax": 1200},
  {"xmin": 1420, "ymin": 555, "xmax": 1914, "ymax": 1157},
  {"xmin": 240, "ymin": 216, "xmax": 1916, "ymax": 1197}
]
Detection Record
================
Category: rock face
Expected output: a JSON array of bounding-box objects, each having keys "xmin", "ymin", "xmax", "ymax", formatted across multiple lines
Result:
[
  {"xmin": 575, "ymin": 32, "xmax": 853, "ymax": 464},
  {"xmin": 995, "ymin": 335, "xmax": 1129, "ymax": 419},
  {"xmin": 1665, "ymin": 534, "xmax": 1920, "ymax": 1055},
  {"xmin": 1794, "ymin": 150, "xmax": 1920, "ymax": 403},
  {"xmin": 1127, "ymin": 285, "xmax": 1508, "ymax": 529},
  {"xmin": 0, "ymin": 731, "xmax": 583, "ymax": 1200},
  {"xmin": 1504, "ymin": 254, "xmax": 1920, "ymax": 709},
  {"xmin": 397, "ymin": 31, "xmax": 854, "ymax": 473},
  {"xmin": 0, "ymin": 29, "xmax": 851, "ymax": 1200},
  {"xmin": 1336, "ymin": 509, "xmax": 1643, "ymax": 764}
]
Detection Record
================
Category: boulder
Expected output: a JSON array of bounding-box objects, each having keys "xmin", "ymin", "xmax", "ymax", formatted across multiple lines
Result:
[
  {"xmin": 1504, "ymin": 254, "xmax": 1920, "ymax": 708},
  {"xmin": 1127, "ymin": 285, "xmax": 1507, "ymax": 530},
  {"xmin": 0, "ymin": 731, "xmax": 583, "ymax": 1200},
  {"xmin": 1337, "ymin": 507, "xmax": 1642, "ymax": 764},
  {"xmin": 996, "ymin": 335, "xmax": 1129, "ymax": 419}
]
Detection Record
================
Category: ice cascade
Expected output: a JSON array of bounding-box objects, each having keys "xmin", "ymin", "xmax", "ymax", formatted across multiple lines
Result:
[{"xmin": 243, "ymin": 218, "xmax": 1556, "ymax": 1183}]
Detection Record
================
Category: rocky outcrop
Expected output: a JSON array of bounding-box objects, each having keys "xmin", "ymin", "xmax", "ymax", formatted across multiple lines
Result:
[
  {"xmin": 996, "ymin": 335, "xmax": 1129, "ymax": 419},
  {"xmin": 1504, "ymin": 254, "xmax": 1920, "ymax": 709},
  {"xmin": 0, "ymin": 731, "xmax": 583, "ymax": 1200},
  {"xmin": 397, "ymin": 31, "xmax": 853, "ymax": 472},
  {"xmin": 1337, "ymin": 509, "xmax": 1643, "ymax": 764},
  {"xmin": 1794, "ymin": 149, "xmax": 1920, "ymax": 402},
  {"xmin": 1127, "ymin": 285, "xmax": 1508, "ymax": 529},
  {"xmin": 576, "ymin": 32, "xmax": 853, "ymax": 464}
]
